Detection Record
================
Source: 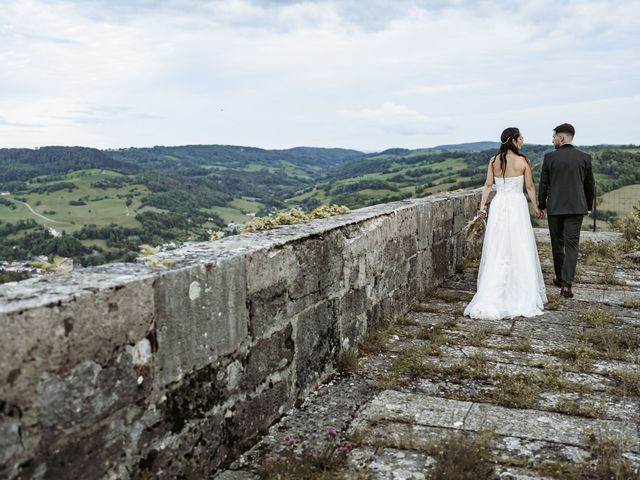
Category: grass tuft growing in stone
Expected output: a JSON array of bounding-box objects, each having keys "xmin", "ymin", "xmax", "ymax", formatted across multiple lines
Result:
[
  {"xmin": 469, "ymin": 327, "xmax": 490, "ymax": 347},
  {"xmin": 257, "ymin": 429, "xmax": 368, "ymax": 480},
  {"xmin": 601, "ymin": 264, "xmax": 624, "ymax": 285},
  {"xmin": 580, "ymin": 240, "xmax": 620, "ymax": 265},
  {"xmin": 431, "ymin": 289, "xmax": 468, "ymax": 303},
  {"xmin": 416, "ymin": 323, "xmax": 447, "ymax": 356},
  {"xmin": 541, "ymin": 364, "xmax": 593, "ymax": 394},
  {"xmin": 492, "ymin": 364, "xmax": 593, "ymax": 409},
  {"xmin": 545, "ymin": 295, "xmax": 563, "ymax": 311},
  {"xmin": 336, "ymin": 350, "xmax": 359, "ymax": 375},
  {"xmin": 359, "ymin": 322, "xmax": 392, "ymax": 355},
  {"xmin": 426, "ymin": 429, "xmax": 496, "ymax": 480},
  {"xmin": 443, "ymin": 352, "xmax": 490, "ymax": 383},
  {"xmin": 409, "ymin": 301, "xmax": 441, "ymax": 314},
  {"xmin": 537, "ymin": 429, "xmax": 638, "ymax": 480},
  {"xmin": 417, "ymin": 323, "xmax": 444, "ymax": 342},
  {"xmin": 576, "ymin": 324, "xmax": 639, "ymax": 361},
  {"xmin": 552, "ymin": 398, "xmax": 606, "ymax": 419},
  {"xmin": 611, "ymin": 369, "xmax": 640, "ymax": 397},
  {"xmin": 577, "ymin": 307, "xmax": 615, "ymax": 327},
  {"xmin": 442, "ymin": 317, "xmax": 459, "ymax": 329},
  {"xmin": 374, "ymin": 347, "xmax": 491, "ymax": 390},
  {"xmin": 491, "ymin": 371, "xmax": 542, "ymax": 409},
  {"xmin": 622, "ymin": 299, "xmax": 640, "ymax": 309},
  {"xmin": 548, "ymin": 341, "xmax": 596, "ymax": 373},
  {"xmin": 508, "ymin": 337, "xmax": 533, "ymax": 353}
]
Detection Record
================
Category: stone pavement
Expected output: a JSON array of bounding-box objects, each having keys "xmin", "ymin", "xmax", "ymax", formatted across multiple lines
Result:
[{"xmin": 215, "ymin": 230, "xmax": 640, "ymax": 479}]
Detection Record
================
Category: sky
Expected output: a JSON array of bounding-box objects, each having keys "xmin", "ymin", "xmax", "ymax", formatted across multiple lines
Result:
[{"xmin": 1, "ymin": 0, "xmax": 639, "ymax": 151}]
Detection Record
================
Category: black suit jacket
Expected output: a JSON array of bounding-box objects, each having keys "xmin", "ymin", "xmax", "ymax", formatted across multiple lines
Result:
[{"xmin": 538, "ymin": 144, "xmax": 595, "ymax": 215}]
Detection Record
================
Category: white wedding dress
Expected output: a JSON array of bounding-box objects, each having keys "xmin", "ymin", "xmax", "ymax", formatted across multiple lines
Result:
[{"xmin": 464, "ymin": 175, "xmax": 547, "ymax": 320}]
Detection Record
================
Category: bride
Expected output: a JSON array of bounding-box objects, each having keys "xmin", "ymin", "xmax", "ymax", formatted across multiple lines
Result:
[{"xmin": 464, "ymin": 127, "xmax": 548, "ymax": 320}]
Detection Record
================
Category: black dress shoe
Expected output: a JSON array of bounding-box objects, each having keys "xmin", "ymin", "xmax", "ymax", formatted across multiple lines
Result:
[
  {"xmin": 553, "ymin": 278, "xmax": 562, "ymax": 288},
  {"xmin": 561, "ymin": 287, "xmax": 574, "ymax": 298}
]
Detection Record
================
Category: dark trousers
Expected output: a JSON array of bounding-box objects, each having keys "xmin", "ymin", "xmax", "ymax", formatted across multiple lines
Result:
[{"xmin": 547, "ymin": 214, "xmax": 584, "ymax": 288}]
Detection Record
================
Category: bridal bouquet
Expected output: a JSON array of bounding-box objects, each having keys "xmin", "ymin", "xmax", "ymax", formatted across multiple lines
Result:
[{"xmin": 464, "ymin": 211, "xmax": 486, "ymax": 241}]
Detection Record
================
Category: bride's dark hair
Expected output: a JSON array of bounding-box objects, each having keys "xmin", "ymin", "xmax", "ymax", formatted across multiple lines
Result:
[{"xmin": 492, "ymin": 127, "xmax": 530, "ymax": 178}]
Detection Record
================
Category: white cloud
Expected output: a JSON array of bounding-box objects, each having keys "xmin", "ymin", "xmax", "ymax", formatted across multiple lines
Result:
[
  {"xmin": 343, "ymin": 102, "xmax": 426, "ymax": 123},
  {"xmin": 0, "ymin": 0, "xmax": 638, "ymax": 149}
]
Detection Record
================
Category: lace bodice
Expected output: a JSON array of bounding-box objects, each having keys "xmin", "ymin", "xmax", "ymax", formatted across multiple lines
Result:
[{"xmin": 494, "ymin": 175, "xmax": 524, "ymax": 195}]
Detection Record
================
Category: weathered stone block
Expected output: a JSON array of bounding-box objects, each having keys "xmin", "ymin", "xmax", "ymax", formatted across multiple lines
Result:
[
  {"xmin": 415, "ymin": 201, "xmax": 434, "ymax": 252},
  {"xmin": 37, "ymin": 350, "xmax": 151, "ymax": 445},
  {"xmin": 339, "ymin": 287, "xmax": 368, "ymax": 349},
  {"xmin": 155, "ymin": 255, "xmax": 249, "ymax": 387},
  {"xmin": 245, "ymin": 245, "xmax": 297, "ymax": 296},
  {"xmin": 18, "ymin": 404, "xmax": 144, "ymax": 480},
  {"xmin": 290, "ymin": 234, "xmax": 345, "ymax": 301},
  {"xmin": 0, "ymin": 405, "xmax": 22, "ymax": 478},
  {"xmin": 161, "ymin": 361, "xmax": 228, "ymax": 434},
  {"xmin": 137, "ymin": 411, "xmax": 228, "ymax": 478},
  {"xmin": 239, "ymin": 323, "xmax": 294, "ymax": 392},
  {"xmin": 248, "ymin": 280, "xmax": 289, "ymax": 339},
  {"xmin": 295, "ymin": 299, "xmax": 340, "ymax": 393},
  {"xmin": 231, "ymin": 379, "xmax": 292, "ymax": 440},
  {"xmin": 432, "ymin": 237, "xmax": 455, "ymax": 280},
  {"xmin": 0, "ymin": 275, "xmax": 155, "ymax": 405}
]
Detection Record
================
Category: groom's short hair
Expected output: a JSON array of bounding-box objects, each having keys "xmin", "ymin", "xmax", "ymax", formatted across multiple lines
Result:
[{"xmin": 554, "ymin": 123, "xmax": 575, "ymax": 137}]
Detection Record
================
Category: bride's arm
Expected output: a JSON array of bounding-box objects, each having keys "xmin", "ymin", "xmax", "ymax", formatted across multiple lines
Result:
[
  {"xmin": 524, "ymin": 162, "xmax": 542, "ymax": 217},
  {"xmin": 478, "ymin": 159, "xmax": 495, "ymax": 217}
]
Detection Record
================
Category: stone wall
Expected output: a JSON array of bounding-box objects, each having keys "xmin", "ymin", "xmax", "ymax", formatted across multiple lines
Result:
[{"xmin": 0, "ymin": 190, "xmax": 482, "ymax": 479}]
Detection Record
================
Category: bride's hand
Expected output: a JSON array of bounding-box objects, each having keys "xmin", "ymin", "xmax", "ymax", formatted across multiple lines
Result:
[{"xmin": 478, "ymin": 207, "xmax": 487, "ymax": 218}]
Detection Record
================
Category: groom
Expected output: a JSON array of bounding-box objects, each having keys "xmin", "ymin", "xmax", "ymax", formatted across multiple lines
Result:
[{"xmin": 538, "ymin": 123, "xmax": 595, "ymax": 298}]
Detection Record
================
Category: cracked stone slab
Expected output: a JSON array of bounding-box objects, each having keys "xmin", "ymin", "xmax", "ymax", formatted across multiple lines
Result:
[
  {"xmin": 537, "ymin": 392, "xmax": 640, "ymax": 422},
  {"xmin": 226, "ymin": 375, "xmax": 374, "ymax": 471},
  {"xmin": 533, "ymin": 228, "xmax": 623, "ymax": 244},
  {"xmin": 466, "ymin": 402, "xmax": 640, "ymax": 451},
  {"xmin": 354, "ymin": 391, "xmax": 639, "ymax": 452},
  {"xmin": 512, "ymin": 318, "xmax": 630, "ymax": 345},
  {"xmin": 569, "ymin": 286, "xmax": 640, "ymax": 305},
  {"xmin": 366, "ymin": 448, "xmax": 434, "ymax": 480},
  {"xmin": 213, "ymin": 471, "xmax": 260, "ymax": 480},
  {"xmin": 353, "ymin": 390, "xmax": 473, "ymax": 431},
  {"xmin": 496, "ymin": 466, "xmax": 555, "ymax": 479},
  {"xmin": 353, "ymin": 420, "xmax": 597, "ymax": 470},
  {"xmin": 413, "ymin": 379, "xmax": 639, "ymax": 423}
]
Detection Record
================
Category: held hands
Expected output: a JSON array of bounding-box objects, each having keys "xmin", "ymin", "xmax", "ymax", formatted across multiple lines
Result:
[
  {"xmin": 478, "ymin": 207, "xmax": 487, "ymax": 219},
  {"xmin": 534, "ymin": 207, "xmax": 545, "ymax": 219}
]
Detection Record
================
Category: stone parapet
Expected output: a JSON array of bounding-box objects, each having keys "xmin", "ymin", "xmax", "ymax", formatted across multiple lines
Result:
[{"xmin": 0, "ymin": 190, "xmax": 481, "ymax": 479}]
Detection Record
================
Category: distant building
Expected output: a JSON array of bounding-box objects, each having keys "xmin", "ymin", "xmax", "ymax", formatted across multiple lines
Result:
[
  {"xmin": 48, "ymin": 228, "xmax": 63, "ymax": 238},
  {"xmin": 0, "ymin": 192, "xmax": 10, "ymax": 196},
  {"xmin": 227, "ymin": 222, "xmax": 245, "ymax": 229}
]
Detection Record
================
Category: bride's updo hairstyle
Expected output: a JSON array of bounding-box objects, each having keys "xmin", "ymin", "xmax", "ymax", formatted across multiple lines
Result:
[{"xmin": 492, "ymin": 127, "xmax": 530, "ymax": 178}]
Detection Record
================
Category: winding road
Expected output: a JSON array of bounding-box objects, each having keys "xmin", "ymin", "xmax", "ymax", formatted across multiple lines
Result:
[{"xmin": 16, "ymin": 201, "xmax": 70, "ymax": 224}]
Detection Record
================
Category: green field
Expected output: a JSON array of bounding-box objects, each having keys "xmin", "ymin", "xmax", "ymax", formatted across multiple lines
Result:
[
  {"xmin": 284, "ymin": 155, "xmax": 474, "ymax": 209},
  {"xmin": 594, "ymin": 184, "xmax": 640, "ymax": 229},
  {"xmin": 598, "ymin": 184, "xmax": 640, "ymax": 216},
  {"xmin": 0, "ymin": 168, "xmax": 271, "ymax": 229},
  {"xmin": 0, "ymin": 170, "xmax": 150, "ymax": 233}
]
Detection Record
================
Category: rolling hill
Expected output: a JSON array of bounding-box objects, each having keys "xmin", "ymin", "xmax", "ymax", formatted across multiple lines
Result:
[{"xmin": 0, "ymin": 142, "xmax": 638, "ymax": 271}]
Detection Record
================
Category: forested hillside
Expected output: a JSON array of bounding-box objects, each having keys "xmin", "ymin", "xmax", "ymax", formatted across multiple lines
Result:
[{"xmin": 0, "ymin": 142, "xmax": 637, "ymax": 272}]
